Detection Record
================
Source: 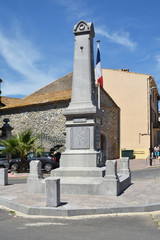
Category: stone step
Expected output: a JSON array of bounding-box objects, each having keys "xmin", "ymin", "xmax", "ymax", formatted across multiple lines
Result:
[
  {"xmin": 59, "ymin": 177, "xmax": 103, "ymax": 195},
  {"xmin": 51, "ymin": 167, "xmax": 105, "ymax": 178}
]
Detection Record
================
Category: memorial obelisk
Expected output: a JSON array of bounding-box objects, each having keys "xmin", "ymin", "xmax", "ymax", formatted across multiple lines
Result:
[{"xmin": 51, "ymin": 20, "xmax": 104, "ymax": 195}]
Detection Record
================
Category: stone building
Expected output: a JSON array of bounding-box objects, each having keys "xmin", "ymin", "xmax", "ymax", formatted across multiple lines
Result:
[{"xmin": 0, "ymin": 76, "xmax": 120, "ymax": 160}]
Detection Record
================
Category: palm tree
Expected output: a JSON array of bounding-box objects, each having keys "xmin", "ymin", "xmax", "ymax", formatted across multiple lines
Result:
[{"xmin": 0, "ymin": 130, "xmax": 43, "ymax": 172}]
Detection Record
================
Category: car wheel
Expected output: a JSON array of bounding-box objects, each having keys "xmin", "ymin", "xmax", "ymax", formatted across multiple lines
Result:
[
  {"xmin": 11, "ymin": 163, "xmax": 19, "ymax": 172},
  {"xmin": 44, "ymin": 163, "xmax": 52, "ymax": 172}
]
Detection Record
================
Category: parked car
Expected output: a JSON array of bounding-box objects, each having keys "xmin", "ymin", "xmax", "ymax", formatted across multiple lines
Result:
[
  {"xmin": 9, "ymin": 151, "xmax": 61, "ymax": 173},
  {"xmin": 0, "ymin": 146, "xmax": 9, "ymax": 169}
]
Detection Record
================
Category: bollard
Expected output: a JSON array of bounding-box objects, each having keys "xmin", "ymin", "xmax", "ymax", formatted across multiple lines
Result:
[
  {"xmin": 45, "ymin": 177, "xmax": 60, "ymax": 207},
  {"xmin": 0, "ymin": 168, "xmax": 8, "ymax": 186},
  {"xmin": 150, "ymin": 158, "xmax": 152, "ymax": 166},
  {"xmin": 27, "ymin": 160, "xmax": 45, "ymax": 193},
  {"xmin": 105, "ymin": 160, "xmax": 118, "ymax": 180},
  {"xmin": 119, "ymin": 157, "xmax": 130, "ymax": 176}
]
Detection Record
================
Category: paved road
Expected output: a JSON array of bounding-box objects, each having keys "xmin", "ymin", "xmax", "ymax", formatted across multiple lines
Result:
[
  {"xmin": 0, "ymin": 208, "xmax": 160, "ymax": 240},
  {"xmin": 8, "ymin": 178, "xmax": 27, "ymax": 184},
  {"xmin": 131, "ymin": 168, "xmax": 160, "ymax": 181},
  {"xmin": 2, "ymin": 168, "xmax": 160, "ymax": 239}
]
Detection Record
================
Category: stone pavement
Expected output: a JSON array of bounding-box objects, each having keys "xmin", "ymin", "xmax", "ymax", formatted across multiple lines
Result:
[
  {"xmin": 117, "ymin": 158, "xmax": 160, "ymax": 171},
  {"xmin": 0, "ymin": 159, "xmax": 160, "ymax": 217}
]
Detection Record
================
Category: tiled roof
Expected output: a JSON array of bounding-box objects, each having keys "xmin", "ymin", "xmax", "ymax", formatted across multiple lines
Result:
[
  {"xmin": 29, "ymin": 72, "xmax": 73, "ymax": 96},
  {"xmin": 1, "ymin": 96, "xmax": 21, "ymax": 106},
  {"xmin": 1, "ymin": 90, "xmax": 72, "ymax": 110}
]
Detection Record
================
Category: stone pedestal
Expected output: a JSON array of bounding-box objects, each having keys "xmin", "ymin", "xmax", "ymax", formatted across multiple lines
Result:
[
  {"xmin": 119, "ymin": 157, "xmax": 131, "ymax": 177},
  {"xmin": 27, "ymin": 161, "xmax": 45, "ymax": 193},
  {"xmin": 0, "ymin": 169, "xmax": 8, "ymax": 186},
  {"xmin": 45, "ymin": 177, "xmax": 60, "ymax": 207},
  {"xmin": 99, "ymin": 160, "xmax": 119, "ymax": 196}
]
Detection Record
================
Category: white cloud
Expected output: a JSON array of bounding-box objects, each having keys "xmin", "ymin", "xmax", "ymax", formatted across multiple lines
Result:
[
  {"xmin": 0, "ymin": 29, "xmax": 56, "ymax": 96},
  {"xmin": 55, "ymin": 0, "xmax": 92, "ymax": 19},
  {"xmin": 96, "ymin": 27, "xmax": 137, "ymax": 51}
]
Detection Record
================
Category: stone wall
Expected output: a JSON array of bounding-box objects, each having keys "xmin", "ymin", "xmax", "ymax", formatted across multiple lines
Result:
[
  {"xmin": 0, "ymin": 102, "xmax": 68, "ymax": 151},
  {"xmin": 0, "ymin": 96, "xmax": 120, "ymax": 159},
  {"xmin": 102, "ymin": 107, "xmax": 120, "ymax": 159},
  {"xmin": 100, "ymin": 89, "xmax": 120, "ymax": 159}
]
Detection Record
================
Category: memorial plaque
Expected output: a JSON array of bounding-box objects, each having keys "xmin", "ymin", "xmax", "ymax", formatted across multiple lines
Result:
[{"xmin": 70, "ymin": 127, "xmax": 90, "ymax": 149}]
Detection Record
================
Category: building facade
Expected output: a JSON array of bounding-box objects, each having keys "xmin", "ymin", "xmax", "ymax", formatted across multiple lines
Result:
[{"xmin": 102, "ymin": 68, "xmax": 160, "ymax": 159}]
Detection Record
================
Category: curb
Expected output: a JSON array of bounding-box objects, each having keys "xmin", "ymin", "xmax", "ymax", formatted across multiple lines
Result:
[{"xmin": 1, "ymin": 197, "xmax": 160, "ymax": 217}]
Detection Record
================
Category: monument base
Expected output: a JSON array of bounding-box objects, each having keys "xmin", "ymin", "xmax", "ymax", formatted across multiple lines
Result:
[
  {"xmin": 51, "ymin": 158, "xmax": 131, "ymax": 196},
  {"xmin": 59, "ymin": 150, "xmax": 101, "ymax": 168},
  {"xmin": 57, "ymin": 177, "xmax": 103, "ymax": 195},
  {"xmin": 51, "ymin": 167, "xmax": 105, "ymax": 178},
  {"xmin": 51, "ymin": 150, "xmax": 106, "ymax": 195}
]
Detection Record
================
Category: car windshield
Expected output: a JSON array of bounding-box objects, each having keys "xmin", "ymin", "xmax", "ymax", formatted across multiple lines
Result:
[
  {"xmin": 41, "ymin": 152, "xmax": 50, "ymax": 157},
  {"xmin": 26, "ymin": 152, "xmax": 36, "ymax": 159},
  {"xmin": 26, "ymin": 152, "xmax": 50, "ymax": 159},
  {"xmin": 0, "ymin": 152, "xmax": 7, "ymax": 158}
]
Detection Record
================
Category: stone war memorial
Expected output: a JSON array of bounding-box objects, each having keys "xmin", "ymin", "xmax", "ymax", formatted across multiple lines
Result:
[
  {"xmin": 0, "ymin": 20, "xmax": 132, "ymax": 212},
  {"xmin": 50, "ymin": 20, "xmax": 131, "ymax": 196}
]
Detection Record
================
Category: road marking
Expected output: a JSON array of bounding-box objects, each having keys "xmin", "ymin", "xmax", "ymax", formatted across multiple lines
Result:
[{"xmin": 25, "ymin": 222, "xmax": 68, "ymax": 227}]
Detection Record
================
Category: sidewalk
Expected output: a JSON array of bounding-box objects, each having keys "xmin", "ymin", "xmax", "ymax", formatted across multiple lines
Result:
[
  {"xmin": 0, "ymin": 158, "xmax": 159, "ymax": 217},
  {"xmin": 117, "ymin": 158, "xmax": 160, "ymax": 171}
]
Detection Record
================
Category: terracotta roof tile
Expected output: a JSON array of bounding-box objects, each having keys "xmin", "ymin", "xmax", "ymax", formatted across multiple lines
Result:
[
  {"xmin": 1, "ymin": 90, "xmax": 72, "ymax": 110},
  {"xmin": 1, "ymin": 96, "xmax": 21, "ymax": 106},
  {"xmin": 29, "ymin": 72, "xmax": 73, "ymax": 96}
]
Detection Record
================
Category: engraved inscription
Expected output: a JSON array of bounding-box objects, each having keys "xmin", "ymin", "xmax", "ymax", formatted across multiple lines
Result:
[
  {"xmin": 70, "ymin": 127, "xmax": 90, "ymax": 149},
  {"xmin": 73, "ymin": 118, "xmax": 87, "ymax": 123}
]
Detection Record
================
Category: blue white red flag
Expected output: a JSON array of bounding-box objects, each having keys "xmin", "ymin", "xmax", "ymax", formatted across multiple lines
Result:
[{"xmin": 96, "ymin": 44, "xmax": 103, "ymax": 88}]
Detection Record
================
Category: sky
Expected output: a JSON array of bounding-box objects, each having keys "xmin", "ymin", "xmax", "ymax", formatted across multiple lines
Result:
[{"xmin": 0, "ymin": 0, "xmax": 160, "ymax": 98}]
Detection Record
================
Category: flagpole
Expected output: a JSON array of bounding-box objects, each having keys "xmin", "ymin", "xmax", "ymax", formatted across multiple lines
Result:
[
  {"xmin": 98, "ymin": 82, "xmax": 100, "ymax": 109},
  {"xmin": 97, "ymin": 40, "xmax": 101, "ymax": 109}
]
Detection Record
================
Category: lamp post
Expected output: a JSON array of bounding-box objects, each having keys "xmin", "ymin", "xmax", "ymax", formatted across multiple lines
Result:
[{"xmin": 149, "ymin": 86, "xmax": 158, "ymax": 166}]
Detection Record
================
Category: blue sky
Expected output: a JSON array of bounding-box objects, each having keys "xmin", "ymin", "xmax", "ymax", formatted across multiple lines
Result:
[{"xmin": 0, "ymin": 0, "xmax": 160, "ymax": 98}]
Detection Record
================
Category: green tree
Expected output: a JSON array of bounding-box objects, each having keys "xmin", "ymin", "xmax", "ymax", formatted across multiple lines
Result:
[{"xmin": 0, "ymin": 130, "xmax": 44, "ymax": 172}]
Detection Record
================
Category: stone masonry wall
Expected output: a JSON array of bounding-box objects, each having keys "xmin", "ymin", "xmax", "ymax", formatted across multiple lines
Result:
[
  {"xmin": 100, "ymin": 90, "xmax": 120, "ymax": 159},
  {"xmin": 102, "ymin": 107, "xmax": 120, "ymax": 159},
  {"xmin": 0, "ymin": 97, "xmax": 120, "ymax": 159},
  {"xmin": 0, "ymin": 102, "xmax": 68, "ymax": 151}
]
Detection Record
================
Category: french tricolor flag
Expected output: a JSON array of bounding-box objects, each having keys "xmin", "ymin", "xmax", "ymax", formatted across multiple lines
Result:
[{"xmin": 96, "ymin": 43, "xmax": 103, "ymax": 88}]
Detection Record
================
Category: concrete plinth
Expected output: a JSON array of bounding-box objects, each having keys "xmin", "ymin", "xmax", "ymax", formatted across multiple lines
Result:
[
  {"xmin": 27, "ymin": 160, "xmax": 45, "ymax": 193},
  {"xmin": 52, "ymin": 166, "xmax": 105, "ymax": 195},
  {"xmin": 45, "ymin": 177, "xmax": 60, "ymax": 207},
  {"xmin": 52, "ymin": 167, "xmax": 105, "ymax": 178},
  {"xmin": 60, "ymin": 150, "xmax": 98, "ymax": 168},
  {"xmin": 59, "ymin": 177, "xmax": 103, "ymax": 195},
  {"xmin": 0, "ymin": 168, "xmax": 8, "ymax": 186}
]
